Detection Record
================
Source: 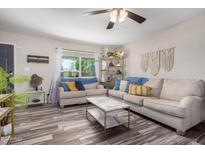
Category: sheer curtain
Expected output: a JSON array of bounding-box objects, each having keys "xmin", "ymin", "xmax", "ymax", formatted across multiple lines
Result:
[
  {"xmin": 95, "ymin": 52, "xmax": 100, "ymax": 80},
  {"xmin": 48, "ymin": 48, "xmax": 62, "ymax": 104}
]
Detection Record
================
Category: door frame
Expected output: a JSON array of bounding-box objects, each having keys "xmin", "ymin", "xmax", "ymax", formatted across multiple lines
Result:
[{"xmin": 0, "ymin": 41, "xmax": 17, "ymax": 90}]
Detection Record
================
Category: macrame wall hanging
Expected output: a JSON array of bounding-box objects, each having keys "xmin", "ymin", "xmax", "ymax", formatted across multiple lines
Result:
[
  {"xmin": 161, "ymin": 47, "xmax": 175, "ymax": 72},
  {"xmin": 140, "ymin": 47, "xmax": 175, "ymax": 76},
  {"xmin": 148, "ymin": 50, "xmax": 160, "ymax": 76},
  {"xmin": 140, "ymin": 53, "xmax": 149, "ymax": 72}
]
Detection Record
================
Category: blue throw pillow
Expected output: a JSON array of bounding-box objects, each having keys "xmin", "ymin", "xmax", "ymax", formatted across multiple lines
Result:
[
  {"xmin": 61, "ymin": 78, "xmax": 79, "ymax": 82},
  {"xmin": 79, "ymin": 77, "xmax": 98, "ymax": 84},
  {"xmin": 141, "ymin": 78, "xmax": 149, "ymax": 85},
  {"xmin": 60, "ymin": 82, "xmax": 70, "ymax": 91},
  {"xmin": 125, "ymin": 77, "xmax": 149, "ymax": 92},
  {"xmin": 114, "ymin": 79, "xmax": 121, "ymax": 90},
  {"xmin": 75, "ymin": 81, "xmax": 85, "ymax": 91}
]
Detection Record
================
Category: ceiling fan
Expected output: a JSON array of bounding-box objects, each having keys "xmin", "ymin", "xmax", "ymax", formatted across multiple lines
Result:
[{"xmin": 83, "ymin": 8, "xmax": 146, "ymax": 30}]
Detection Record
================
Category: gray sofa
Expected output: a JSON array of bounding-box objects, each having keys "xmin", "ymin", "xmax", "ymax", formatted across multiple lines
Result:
[
  {"xmin": 108, "ymin": 78, "xmax": 205, "ymax": 135},
  {"xmin": 58, "ymin": 82, "xmax": 107, "ymax": 108}
]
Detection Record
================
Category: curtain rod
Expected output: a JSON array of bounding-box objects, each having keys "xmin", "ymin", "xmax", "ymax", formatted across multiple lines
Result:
[{"xmin": 62, "ymin": 48, "xmax": 98, "ymax": 54}]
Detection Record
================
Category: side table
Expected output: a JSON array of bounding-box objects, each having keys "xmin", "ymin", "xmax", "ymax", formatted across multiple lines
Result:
[{"xmin": 26, "ymin": 90, "xmax": 46, "ymax": 106}]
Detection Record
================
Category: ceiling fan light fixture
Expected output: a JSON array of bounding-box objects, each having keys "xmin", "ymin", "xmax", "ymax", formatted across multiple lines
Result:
[
  {"xmin": 118, "ymin": 9, "xmax": 128, "ymax": 23},
  {"xmin": 109, "ymin": 9, "xmax": 118, "ymax": 23}
]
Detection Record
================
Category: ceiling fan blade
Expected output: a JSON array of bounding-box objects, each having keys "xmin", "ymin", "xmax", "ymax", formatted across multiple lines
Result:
[
  {"xmin": 126, "ymin": 10, "xmax": 146, "ymax": 23},
  {"xmin": 106, "ymin": 21, "xmax": 114, "ymax": 29},
  {"xmin": 83, "ymin": 9, "xmax": 111, "ymax": 16}
]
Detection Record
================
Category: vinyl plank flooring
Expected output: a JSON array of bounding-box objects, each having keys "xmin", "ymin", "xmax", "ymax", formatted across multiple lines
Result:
[{"xmin": 11, "ymin": 104, "xmax": 205, "ymax": 145}]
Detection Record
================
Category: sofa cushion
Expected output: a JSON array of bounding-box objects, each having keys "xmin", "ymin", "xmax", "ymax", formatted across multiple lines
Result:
[
  {"xmin": 84, "ymin": 82, "xmax": 98, "ymax": 90},
  {"xmin": 160, "ymin": 79, "xmax": 205, "ymax": 101},
  {"xmin": 144, "ymin": 78, "xmax": 163, "ymax": 97},
  {"xmin": 143, "ymin": 98, "xmax": 186, "ymax": 118},
  {"xmin": 97, "ymin": 84, "xmax": 104, "ymax": 89},
  {"xmin": 59, "ymin": 91, "xmax": 86, "ymax": 99},
  {"xmin": 124, "ymin": 94, "xmax": 156, "ymax": 106},
  {"xmin": 108, "ymin": 89, "xmax": 125, "ymax": 99},
  {"xmin": 124, "ymin": 94, "xmax": 143, "ymax": 106},
  {"xmin": 86, "ymin": 89, "xmax": 107, "ymax": 96}
]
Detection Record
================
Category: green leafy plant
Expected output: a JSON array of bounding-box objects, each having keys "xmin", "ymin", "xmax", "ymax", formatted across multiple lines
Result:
[
  {"xmin": 0, "ymin": 67, "xmax": 30, "ymax": 110},
  {"xmin": 0, "ymin": 67, "xmax": 9, "ymax": 93}
]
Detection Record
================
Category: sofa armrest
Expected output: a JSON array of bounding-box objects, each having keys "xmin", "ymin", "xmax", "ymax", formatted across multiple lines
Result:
[
  {"xmin": 58, "ymin": 87, "xmax": 64, "ymax": 93},
  {"xmin": 97, "ymin": 84, "xmax": 104, "ymax": 89},
  {"xmin": 180, "ymin": 96, "xmax": 205, "ymax": 125},
  {"xmin": 180, "ymin": 96, "xmax": 203, "ymax": 107}
]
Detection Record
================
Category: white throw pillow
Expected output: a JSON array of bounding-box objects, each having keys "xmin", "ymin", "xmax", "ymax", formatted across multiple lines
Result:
[
  {"xmin": 119, "ymin": 80, "xmax": 128, "ymax": 92},
  {"xmin": 84, "ymin": 82, "xmax": 98, "ymax": 90}
]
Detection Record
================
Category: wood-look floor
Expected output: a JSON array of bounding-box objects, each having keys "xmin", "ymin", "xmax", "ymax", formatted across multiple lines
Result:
[{"xmin": 11, "ymin": 104, "xmax": 205, "ymax": 145}]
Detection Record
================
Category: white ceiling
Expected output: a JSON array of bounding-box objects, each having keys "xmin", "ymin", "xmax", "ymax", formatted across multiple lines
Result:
[{"xmin": 0, "ymin": 8, "xmax": 204, "ymax": 45}]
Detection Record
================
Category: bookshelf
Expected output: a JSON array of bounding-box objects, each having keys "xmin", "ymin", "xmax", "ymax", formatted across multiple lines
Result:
[{"xmin": 99, "ymin": 57, "xmax": 126, "ymax": 89}]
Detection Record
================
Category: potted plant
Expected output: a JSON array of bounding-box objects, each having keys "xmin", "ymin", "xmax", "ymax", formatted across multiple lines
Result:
[{"xmin": 0, "ymin": 67, "xmax": 30, "ymax": 110}]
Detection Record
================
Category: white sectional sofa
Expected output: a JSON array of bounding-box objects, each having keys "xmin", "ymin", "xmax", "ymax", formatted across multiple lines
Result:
[
  {"xmin": 58, "ymin": 82, "xmax": 107, "ymax": 108},
  {"xmin": 108, "ymin": 78, "xmax": 205, "ymax": 135}
]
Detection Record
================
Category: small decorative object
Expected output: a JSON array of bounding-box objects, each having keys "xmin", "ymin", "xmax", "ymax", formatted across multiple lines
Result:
[
  {"xmin": 116, "ymin": 70, "xmax": 122, "ymax": 75},
  {"xmin": 101, "ymin": 60, "xmax": 107, "ymax": 70},
  {"xmin": 116, "ymin": 61, "xmax": 121, "ymax": 67},
  {"xmin": 32, "ymin": 99, "xmax": 41, "ymax": 103},
  {"xmin": 108, "ymin": 51, "xmax": 125, "ymax": 58},
  {"xmin": 27, "ymin": 55, "xmax": 49, "ymax": 64},
  {"xmin": 101, "ymin": 74, "xmax": 106, "ymax": 82},
  {"xmin": 116, "ymin": 50, "xmax": 125, "ymax": 58},
  {"xmin": 107, "ymin": 51, "xmax": 115, "ymax": 58},
  {"xmin": 148, "ymin": 51, "xmax": 160, "ymax": 76},
  {"xmin": 30, "ymin": 74, "xmax": 43, "ymax": 91},
  {"xmin": 109, "ymin": 61, "xmax": 115, "ymax": 67},
  {"xmin": 141, "ymin": 53, "xmax": 149, "ymax": 72},
  {"xmin": 161, "ymin": 47, "xmax": 175, "ymax": 72}
]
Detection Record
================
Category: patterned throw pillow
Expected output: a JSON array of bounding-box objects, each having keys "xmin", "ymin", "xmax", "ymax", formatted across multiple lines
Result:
[
  {"xmin": 65, "ymin": 82, "xmax": 79, "ymax": 91},
  {"xmin": 75, "ymin": 81, "xmax": 85, "ymax": 91},
  {"xmin": 60, "ymin": 82, "xmax": 70, "ymax": 91},
  {"xmin": 125, "ymin": 77, "xmax": 148, "ymax": 92},
  {"xmin": 128, "ymin": 84, "xmax": 152, "ymax": 96}
]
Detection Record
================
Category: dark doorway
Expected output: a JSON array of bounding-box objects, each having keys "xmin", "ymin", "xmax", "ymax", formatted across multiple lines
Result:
[{"xmin": 0, "ymin": 43, "xmax": 14, "ymax": 91}]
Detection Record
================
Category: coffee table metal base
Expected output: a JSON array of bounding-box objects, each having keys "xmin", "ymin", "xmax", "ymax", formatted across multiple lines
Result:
[{"xmin": 86, "ymin": 101, "xmax": 130, "ymax": 136}]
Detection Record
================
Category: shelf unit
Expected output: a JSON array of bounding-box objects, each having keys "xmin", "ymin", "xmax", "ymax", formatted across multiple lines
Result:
[
  {"xmin": 99, "ymin": 57, "xmax": 126, "ymax": 89},
  {"xmin": 0, "ymin": 94, "xmax": 14, "ymax": 145},
  {"xmin": 26, "ymin": 90, "xmax": 46, "ymax": 106}
]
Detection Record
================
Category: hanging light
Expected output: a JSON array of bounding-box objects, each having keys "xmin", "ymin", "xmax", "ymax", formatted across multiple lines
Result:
[
  {"xmin": 118, "ymin": 9, "xmax": 128, "ymax": 23},
  {"xmin": 109, "ymin": 9, "xmax": 118, "ymax": 23}
]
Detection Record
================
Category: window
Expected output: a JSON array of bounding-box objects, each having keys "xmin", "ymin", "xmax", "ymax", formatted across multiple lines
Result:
[
  {"xmin": 81, "ymin": 57, "xmax": 96, "ymax": 77},
  {"xmin": 61, "ymin": 55, "xmax": 96, "ymax": 78}
]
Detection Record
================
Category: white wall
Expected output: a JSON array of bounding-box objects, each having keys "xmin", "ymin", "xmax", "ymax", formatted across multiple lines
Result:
[
  {"xmin": 0, "ymin": 31, "xmax": 102, "ymax": 94},
  {"xmin": 124, "ymin": 12, "xmax": 205, "ymax": 80}
]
